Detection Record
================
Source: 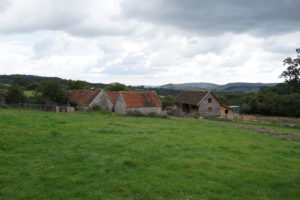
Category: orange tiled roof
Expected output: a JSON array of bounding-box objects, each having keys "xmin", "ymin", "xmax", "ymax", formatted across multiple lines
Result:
[
  {"xmin": 105, "ymin": 91, "xmax": 119, "ymax": 104},
  {"xmin": 120, "ymin": 91, "xmax": 162, "ymax": 108},
  {"xmin": 68, "ymin": 90, "xmax": 101, "ymax": 106}
]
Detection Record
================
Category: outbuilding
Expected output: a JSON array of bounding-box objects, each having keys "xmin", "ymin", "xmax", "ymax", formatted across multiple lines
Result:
[
  {"xmin": 68, "ymin": 89, "xmax": 102, "ymax": 111},
  {"xmin": 115, "ymin": 91, "xmax": 162, "ymax": 115},
  {"xmin": 174, "ymin": 90, "xmax": 234, "ymax": 118}
]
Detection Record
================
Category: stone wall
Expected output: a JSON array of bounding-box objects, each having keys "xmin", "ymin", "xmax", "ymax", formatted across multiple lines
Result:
[
  {"xmin": 198, "ymin": 93, "xmax": 221, "ymax": 116},
  {"xmin": 76, "ymin": 106, "xmax": 89, "ymax": 111},
  {"xmin": 114, "ymin": 95, "xmax": 127, "ymax": 115},
  {"xmin": 127, "ymin": 107, "xmax": 162, "ymax": 115},
  {"xmin": 94, "ymin": 91, "xmax": 114, "ymax": 111}
]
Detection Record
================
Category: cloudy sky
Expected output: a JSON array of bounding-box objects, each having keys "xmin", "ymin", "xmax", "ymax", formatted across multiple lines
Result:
[{"xmin": 0, "ymin": 0, "xmax": 299, "ymax": 85}]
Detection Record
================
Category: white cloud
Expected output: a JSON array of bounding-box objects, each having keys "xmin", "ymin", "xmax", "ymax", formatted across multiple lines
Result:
[{"xmin": 0, "ymin": 0, "xmax": 299, "ymax": 85}]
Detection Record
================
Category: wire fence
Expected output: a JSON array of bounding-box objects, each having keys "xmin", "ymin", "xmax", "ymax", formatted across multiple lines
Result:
[{"xmin": 18, "ymin": 103, "xmax": 44, "ymax": 110}]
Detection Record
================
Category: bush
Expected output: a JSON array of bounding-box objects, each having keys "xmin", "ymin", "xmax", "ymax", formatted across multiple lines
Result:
[{"xmin": 194, "ymin": 112, "xmax": 200, "ymax": 119}]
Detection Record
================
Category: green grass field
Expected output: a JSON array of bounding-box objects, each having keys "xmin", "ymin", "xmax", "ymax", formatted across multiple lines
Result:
[
  {"xmin": 0, "ymin": 109, "xmax": 300, "ymax": 200},
  {"xmin": 205, "ymin": 117, "xmax": 300, "ymax": 134}
]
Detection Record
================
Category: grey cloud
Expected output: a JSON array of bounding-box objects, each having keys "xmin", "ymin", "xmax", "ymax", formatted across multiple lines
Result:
[
  {"xmin": 121, "ymin": 0, "xmax": 300, "ymax": 36},
  {"xmin": 0, "ymin": 0, "xmax": 12, "ymax": 12},
  {"xmin": 0, "ymin": 0, "xmax": 132, "ymax": 37}
]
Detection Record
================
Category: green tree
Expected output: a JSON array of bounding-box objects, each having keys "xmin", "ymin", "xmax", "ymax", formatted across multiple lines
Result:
[
  {"xmin": 66, "ymin": 80, "xmax": 89, "ymax": 90},
  {"xmin": 11, "ymin": 77, "xmax": 29, "ymax": 87},
  {"xmin": 36, "ymin": 80, "xmax": 67, "ymax": 103},
  {"xmin": 280, "ymin": 48, "xmax": 300, "ymax": 93},
  {"xmin": 105, "ymin": 82, "xmax": 130, "ymax": 91},
  {"xmin": 6, "ymin": 86, "xmax": 26, "ymax": 103},
  {"xmin": 160, "ymin": 95, "xmax": 175, "ymax": 108}
]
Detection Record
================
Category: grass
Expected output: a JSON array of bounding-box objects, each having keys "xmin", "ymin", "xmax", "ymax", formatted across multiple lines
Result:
[
  {"xmin": 24, "ymin": 90, "xmax": 34, "ymax": 97},
  {"xmin": 205, "ymin": 116, "xmax": 300, "ymax": 134},
  {"xmin": 0, "ymin": 109, "xmax": 300, "ymax": 200}
]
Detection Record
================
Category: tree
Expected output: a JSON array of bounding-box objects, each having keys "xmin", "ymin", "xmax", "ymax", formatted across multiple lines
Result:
[
  {"xmin": 11, "ymin": 77, "xmax": 29, "ymax": 87},
  {"xmin": 280, "ymin": 48, "xmax": 300, "ymax": 93},
  {"xmin": 6, "ymin": 85, "xmax": 26, "ymax": 103},
  {"xmin": 66, "ymin": 80, "xmax": 89, "ymax": 90},
  {"xmin": 160, "ymin": 95, "xmax": 175, "ymax": 108},
  {"xmin": 36, "ymin": 80, "xmax": 68, "ymax": 103},
  {"xmin": 105, "ymin": 82, "xmax": 130, "ymax": 91}
]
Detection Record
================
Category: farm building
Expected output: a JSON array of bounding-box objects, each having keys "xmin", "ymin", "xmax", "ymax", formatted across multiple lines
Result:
[
  {"xmin": 174, "ymin": 90, "xmax": 234, "ymax": 118},
  {"xmin": 68, "ymin": 89, "xmax": 102, "ymax": 111},
  {"xmin": 0, "ymin": 93, "xmax": 6, "ymax": 105},
  {"xmin": 115, "ymin": 91, "xmax": 162, "ymax": 115},
  {"xmin": 220, "ymin": 105, "xmax": 235, "ymax": 119},
  {"xmin": 97, "ymin": 91, "xmax": 119, "ymax": 111}
]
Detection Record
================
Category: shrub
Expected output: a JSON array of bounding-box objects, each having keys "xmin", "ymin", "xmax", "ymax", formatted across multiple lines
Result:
[{"xmin": 194, "ymin": 112, "xmax": 200, "ymax": 119}]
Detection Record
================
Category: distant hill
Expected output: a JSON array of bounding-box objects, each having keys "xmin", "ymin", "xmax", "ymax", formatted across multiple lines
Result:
[
  {"xmin": 0, "ymin": 74, "xmax": 279, "ymax": 94},
  {"xmin": 159, "ymin": 82, "xmax": 279, "ymax": 93},
  {"xmin": 0, "ymin": 74, "xmax": 107, "ymax": 88}
]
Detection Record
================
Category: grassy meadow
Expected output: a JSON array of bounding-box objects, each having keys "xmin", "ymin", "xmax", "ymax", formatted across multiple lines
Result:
[
  {"xmin": 205, "ymin": 116, "xmax": 300, "ymax": 134},
  {"xmin": 0, "ymin": 109, "xmax": 300, "ymax": 200}
]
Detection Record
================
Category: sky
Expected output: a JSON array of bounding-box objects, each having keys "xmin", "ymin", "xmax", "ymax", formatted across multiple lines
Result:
[{"xmin": 0, "ymin": 0, "xmax": 299, "ymax": 85}]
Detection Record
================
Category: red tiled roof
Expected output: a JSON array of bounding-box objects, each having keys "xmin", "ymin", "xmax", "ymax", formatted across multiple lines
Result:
[
  {"xmin": 68, "ymin": 90, "xmax": 101, "ymax": 106},
  {"xmin": 120, "ymin": 91, "xmax": 162, "ymax": 108},
  {"xmin": 105, "ymin": 91, "xmax": 119, "ymax": 104}
]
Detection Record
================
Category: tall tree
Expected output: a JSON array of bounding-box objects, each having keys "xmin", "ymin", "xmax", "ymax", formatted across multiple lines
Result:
[
  {"xmin": 36, "ymin": 80, "xmax": 67, "ymax": 103},
  {"xmin": 66, "ymin": 80, "xmax": 89, "ymax": 90},
  {"xmin": 105, "ymin": 82, "xmax": 130, "ymax": 91},
  {"xmin": 6, "ymin": 86, "xmax": 26, "ymax": 103},
  {"xmin": 280, "ymin": 48, "xmax": 300, "ymax": 93}
]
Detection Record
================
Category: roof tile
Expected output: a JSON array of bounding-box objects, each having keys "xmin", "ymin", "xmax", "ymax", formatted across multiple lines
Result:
[
  {"xmin": 120, "ymin": 91, "xmax": 162, "ymax": 108},
  {"xmin": 68, "ymin": 90, "xmax": 101, "ymax": 106}
]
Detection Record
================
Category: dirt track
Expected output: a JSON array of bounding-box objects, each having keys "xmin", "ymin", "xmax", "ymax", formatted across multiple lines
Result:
[{"xmin": 203, "ymin": 119, "xmax": 300, "ymax": 141}]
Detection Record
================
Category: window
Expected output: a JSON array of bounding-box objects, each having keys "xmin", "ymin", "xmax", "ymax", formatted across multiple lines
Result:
[
  {"xmin": 225, "ymin": 110, "xmax": 228, "ymax": 114},
  {"xmin": 208, "ymin": 98, "xmax": 212, "ymax": 103},
  {"xmin": 208, "ymin": 107, "xmax": 212, "ymax": 112}
]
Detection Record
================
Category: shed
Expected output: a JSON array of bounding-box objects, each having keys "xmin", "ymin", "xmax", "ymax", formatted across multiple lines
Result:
[
  {"xmin": 68, "ymin": 89, "xmax": 102, "ymax": 111},
  {"xmin": 220, "ymin": 105, "xmax": 235, "ymax": 120},
  {"xmin": 115, "ymin": 91, "xmax": 162, "ymax": 115},
  {"xmin": 174, "ymin": 90, "xmax": 234, "ymax": 118}
]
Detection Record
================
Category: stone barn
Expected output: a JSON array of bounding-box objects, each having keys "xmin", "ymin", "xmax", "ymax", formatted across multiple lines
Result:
[
  {"xmin": 115, "ymin": 91, "xmax": 162, "ymax": 115},
  {"xmin": 68, "ymin": 89, "xmax": 102, "ymax": 111},
  {"xmin": 174, "ymin": 90, "xmax": 234, "ymax": 118},
  {"xmin": 0, "ymin": 93, "xmax": 6, "ymax": 105},
  {"xmin": 97, "ymin": 91, "xmax": 119, "ymax": 111}
]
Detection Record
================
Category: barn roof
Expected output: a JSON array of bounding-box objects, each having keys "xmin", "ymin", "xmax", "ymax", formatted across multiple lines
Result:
[
  {"xmin": 68, "ymin": 89, "xmax": 101, "ymax": 106},
  {"xmin": 105, "ymin": 91, "xmax": 119, "ymax": 104},
  {"xmin": 174, "ymin": 90, "xmax": 209, "ymax": 105},
  {"xmin": 120, "ymin": 91, "xmax": 162, "ymax": 108}
]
